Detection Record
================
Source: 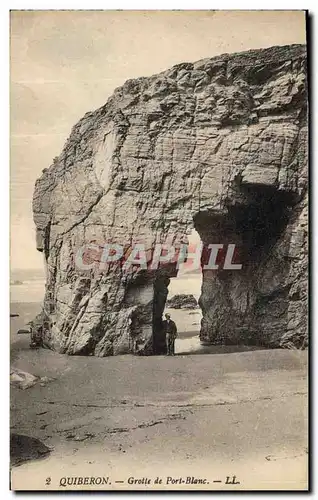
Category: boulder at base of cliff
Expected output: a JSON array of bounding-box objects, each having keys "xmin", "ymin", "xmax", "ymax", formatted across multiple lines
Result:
[
  {"xmin": 166, "ymin": 294, "xmax": 199, "ymax": 309},
  {"xmin": 10, "ymin": 368, "xmax": 55, "ymax": 390}
]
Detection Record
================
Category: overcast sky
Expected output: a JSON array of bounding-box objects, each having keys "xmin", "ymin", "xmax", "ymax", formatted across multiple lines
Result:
[{"xmin": 10, "ymin": 10, "xmax": 306, "ymax": 270}]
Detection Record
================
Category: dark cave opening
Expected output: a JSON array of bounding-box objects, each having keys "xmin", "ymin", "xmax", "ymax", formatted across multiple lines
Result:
[
  {"xmin": 191, "ymin": 185, "xmax": 296, "ymax": 348},
  {"xmin": 193, "ymin": 185, "xmax": 295, "ymax": 267}
]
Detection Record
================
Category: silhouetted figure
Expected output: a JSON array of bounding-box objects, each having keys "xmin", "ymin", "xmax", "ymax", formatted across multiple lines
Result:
[{"xmin": 162, "ymin": 313, "xmax": 177, "ymax": 356}]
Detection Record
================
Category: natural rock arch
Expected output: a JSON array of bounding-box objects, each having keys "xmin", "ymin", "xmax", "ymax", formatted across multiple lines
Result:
[{"xmin": 33, "ymin": 44, "xmax": 308, "ymax": 355}]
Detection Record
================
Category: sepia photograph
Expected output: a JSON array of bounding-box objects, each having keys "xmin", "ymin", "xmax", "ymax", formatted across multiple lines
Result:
[{"xmin": 10, "ymin": 9, "xmax": 308, "ymax": 491}]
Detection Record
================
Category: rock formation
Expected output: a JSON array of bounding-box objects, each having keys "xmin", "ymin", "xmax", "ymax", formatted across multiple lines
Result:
[
  {"xmin": 33, "ymin": 44, "xmax": 308, "ymax": 355},
  {"xmin": 167, "ymin": 294, "xmax": 198, "ymax": 309}
]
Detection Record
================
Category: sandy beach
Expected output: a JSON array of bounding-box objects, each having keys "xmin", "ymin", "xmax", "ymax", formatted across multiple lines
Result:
[{"xmin": 10, "ymin": 300, "xmax": 308, "ymax": 491}]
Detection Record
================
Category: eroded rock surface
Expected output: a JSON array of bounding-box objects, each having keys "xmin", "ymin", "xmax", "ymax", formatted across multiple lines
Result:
[
  {"xmin": 33, "ymin": 44, "xmax": 308, "ymax": 355},
  {"xmin": 167, "ymin": 294, "xmax": 199, "ymax": 309}
]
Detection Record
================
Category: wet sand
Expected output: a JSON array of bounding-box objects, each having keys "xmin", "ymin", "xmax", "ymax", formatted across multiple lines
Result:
[{"xmin": 10, "ymin": 302, "xmax": 308, "ymax": 491}]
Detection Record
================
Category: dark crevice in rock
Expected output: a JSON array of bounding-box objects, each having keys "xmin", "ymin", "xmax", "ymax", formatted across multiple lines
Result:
[
  {"xmin": 194, "ymin": 183, "xmax": 303, "ymax": 347},
  {"xmin": 228, "ymin": 186, "xmax": 294, "ymax": 262}
]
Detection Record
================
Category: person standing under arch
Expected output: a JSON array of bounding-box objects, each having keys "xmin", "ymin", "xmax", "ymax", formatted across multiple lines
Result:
[{"xmin": 163, "ymin": 313, "xmax": 178, "ymax": 356}]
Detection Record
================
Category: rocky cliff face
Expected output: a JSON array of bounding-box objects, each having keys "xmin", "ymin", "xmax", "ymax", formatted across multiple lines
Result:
[{"xmin": 33, "ymin": 44, "xmax": 308, "ymax": 355}]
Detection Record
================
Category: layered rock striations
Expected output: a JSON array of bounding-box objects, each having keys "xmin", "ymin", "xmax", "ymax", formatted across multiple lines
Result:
[{"xmin": 33, "ymin": 44, "xmax": 308, "ymax": 355}]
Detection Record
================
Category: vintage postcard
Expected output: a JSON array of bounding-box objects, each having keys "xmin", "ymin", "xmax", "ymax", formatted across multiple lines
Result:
[{"xmin": 10, "ymin": 10, "xmax": 308, "ymax": 491}]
